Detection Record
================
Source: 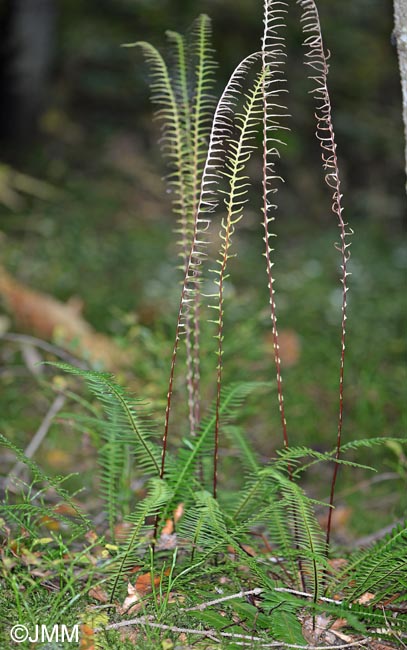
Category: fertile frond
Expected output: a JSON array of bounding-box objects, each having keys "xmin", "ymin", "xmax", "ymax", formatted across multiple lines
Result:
[
  {"xmin": 297, "ymin": 0, "xmax": 352, "ymax": 548},
  {"xmin": 189, "ymin": 14, "xmax": 218, "ymax": 210},
  {"xmin": 138, "ymin": 18, "xmax": 218, "ymax": 441},
  {"xmin": 178, "ymin": 51, "xmax": 263, "ymax": 328},
  {"xmin": 262, "ymin": 0, "xmax": 291, "ymax": 452},
  {"xmin": 109, "ymin": 478, "xmax": 173, "ymax": 602},
  {"xmin": 186, "ymin": 14, "xmax": 218, "ymax": 436},
  {"xmin": 128, "ymin": 40, "xmax": 192, "ymax": 266},
  {"xmin": 160, "ymin": 51, "xmax": 262, "ymax": 476},
  {"xmin": 209, "ymin": 69, "xmax": 267, "ymax": 497},
  {"xmin": 166, "ymin": 30, "xmax": 192, "ymax": 148}
]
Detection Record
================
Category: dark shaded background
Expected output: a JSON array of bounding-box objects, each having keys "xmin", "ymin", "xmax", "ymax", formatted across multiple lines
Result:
[{"xmin": 0, "ymin": 0, "xmax": 404, "ymax": 223}]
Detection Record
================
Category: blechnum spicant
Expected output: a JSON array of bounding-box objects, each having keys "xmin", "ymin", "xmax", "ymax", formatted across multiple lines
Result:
[
  {"xmin": 13, "ymin": 0, "xmax": 404, "ymax": 642},
  {"xmin": 129, "ymin": 1, "xmax": 352, "ymax": 523}
]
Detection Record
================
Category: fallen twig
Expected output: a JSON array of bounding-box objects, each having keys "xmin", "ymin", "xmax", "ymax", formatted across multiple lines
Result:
[
  {"xmin": 96, "ymin": 614, "xmax": 371, "ymax": 648},
  {"xmin": 183, "ymin": 586, "xmax": 342, "ymax": 613},
  {"xmin": 184, "ymin": 587, "xmax": 263, "ymax": 611},
  {"xmin": 1, "ymin": 333, "xmax": 88, "ymax": 369}
]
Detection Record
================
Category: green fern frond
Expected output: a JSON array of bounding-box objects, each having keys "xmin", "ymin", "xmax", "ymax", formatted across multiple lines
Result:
[
  {"xmin": 0, "ymin": 500, "xmax": 86, "ymax": 540},
  {"xmin": 330, "ymin": 521, "xmax": 407, "ymax": 603},
  {"xmin": 49, "ymin": 363, "xmax": 161, "ymax": 534},
  {"xmin": 223, "ymin": 424, "xmax": 261, "ymax": 475},
  {"xmin": 232, "ymin": 466, "xmax": 328, "ymax": 592},
  {"xmin": 231, "ymin": 468, "xmax": 278, "ymax": 522},
  {"xmin": 269, "ymin": 608, "xmax": 306, "ymax": 646},
  {"xmin": 273, "ymin": 444, "xmax": 375, "ymax": 477},
  {"xmin": 266, "ymin": 499, "xmax": 301, "ymax": 585},
  {"xmin": 98, "ymin": 427, "xmax": 128, "ymax": 533},
  {"xmin": 339, "ymin": 436, "xmax": 407, "ymax": 454},
  {"xmin": 0, "ymin": 433, "xmax": 90, "ymax": 529},
  {"xmin": 109, "ymin": 477, "xmax": 173, "ymax": 602},
  {"xmin": 286, "ymin": 437, "xmax": 407, "ymax": 477},
  {"xmin": 50, "ymin": 363, "xmax": 161, "ymax": 475},
  {"xmin": 178, "ymin": 490, "xmax": 275, "ymax": 587},
  {"xmin": 350, "ymin": 551, "xmax": 407, "ymax": 604},
  {"xmin": 311, "ymin": 597, "xmax": 406, "ymax": 637},
  {"xmin": 273, "ymin": 471, "xmax": 327, "ymax": 601},
  {"xmin": 178, "ymin": 490, "xmax": 228, "ymax": 559},
  {"xmin": 161, "ymin": 382, "xmax": 260, "ymax": 521}
]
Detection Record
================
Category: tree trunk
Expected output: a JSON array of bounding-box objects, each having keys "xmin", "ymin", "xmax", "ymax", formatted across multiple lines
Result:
[
  {"xmin": 0, "ymin": 0, "xmax": 56, "ymax": 142},
  {"xmin": 394, "ymin": 0, "xmax": 407, "ymax": 189}
]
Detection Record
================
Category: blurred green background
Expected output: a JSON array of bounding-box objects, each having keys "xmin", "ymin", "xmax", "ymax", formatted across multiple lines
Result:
[{"xmin": 0, "ymin": 0, "xmax": 405, "ymax": 535}]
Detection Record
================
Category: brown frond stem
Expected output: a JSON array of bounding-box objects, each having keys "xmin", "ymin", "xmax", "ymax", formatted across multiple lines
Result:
[
  {"xmin": 298, "ymin": 0, "xmax": 352, "ymax": 553},
  {"xmin": 261, "ymin": 108, "xmax": 288, "ymax": 454}
]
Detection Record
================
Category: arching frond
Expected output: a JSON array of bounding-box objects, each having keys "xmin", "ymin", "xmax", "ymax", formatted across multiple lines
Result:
[
  {"xmin": 128, "ymin": 41, "xmax": 189, "ymax": 224},
  {"xmin": 160, "ymin": 51, "xmax": 262, "ymax": 482},
  {"xmin": 51, "ymin": 364, "xmax": 161, "ymax": 475},
  {"xmin": 208, "ymin": 69, "xmax": 267, "ymax": 498},
  {"xmin": 49, "ymin": 363, "xmax": 161, "ymax": 534}
]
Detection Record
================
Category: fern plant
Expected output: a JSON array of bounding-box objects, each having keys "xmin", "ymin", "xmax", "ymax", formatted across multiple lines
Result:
[{"xmin": 1, "ymin": 0, "xmax": 406, "ymax": 647}]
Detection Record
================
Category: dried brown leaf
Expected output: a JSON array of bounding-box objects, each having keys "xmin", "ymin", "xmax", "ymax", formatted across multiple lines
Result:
[{"xmin": 88, "ymin": 586, "xmax": 109, "ymax": 603}]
